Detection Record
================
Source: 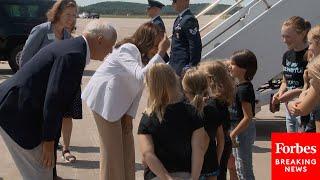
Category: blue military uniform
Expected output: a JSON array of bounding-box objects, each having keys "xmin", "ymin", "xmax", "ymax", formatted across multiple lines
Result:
[
  {"xmin": 147, "ymin": 0, "xmax": 166, "ymax": 31},
  {"xmin": 147, "ymin": 0, "xmax": 169, "ymax": 62},
  {"xmin": 151, "ymin": 15, "xmax": 166, "ymax": 31},
  {"xmin": 169, "ymin": 8, "xmax": 202, "ymax": 76}
]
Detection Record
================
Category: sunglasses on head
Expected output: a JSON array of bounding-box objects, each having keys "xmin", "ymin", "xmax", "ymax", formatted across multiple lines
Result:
[{"xmin": 172, "ymin": 0, "xmax": 177, "ymax": 3}]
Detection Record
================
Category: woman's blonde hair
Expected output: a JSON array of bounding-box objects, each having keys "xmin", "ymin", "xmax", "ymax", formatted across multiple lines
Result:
[
  {"xmin": 47, "ymin": 0, "xmax": 77, "ymax": 23},
  {"xmin": 145, "ymin": 63, "xmax": 182, "ymax": 121},
  {"xmin": 182, "ymin": 68, "xmax": 210, "ymax": 115},
  {"xmin": 199, "ymin": 60, "xmax": 235, "ymax": 106},
  {"xmin": 307, "ymin": 55, "xmax": 320, "ymax": 84},
  {"xmin": 308, "ymin": 25, "xmax": 320, "ymax": 46}
]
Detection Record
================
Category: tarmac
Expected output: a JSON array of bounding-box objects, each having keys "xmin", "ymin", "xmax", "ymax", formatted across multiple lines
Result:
[
  {"xmin": 0, "ymin": 60, "xmax": 286, "ymax": 180},
  {"xmin": 0, "ymin": 17, "xmax": 287, "ymax": 180}
]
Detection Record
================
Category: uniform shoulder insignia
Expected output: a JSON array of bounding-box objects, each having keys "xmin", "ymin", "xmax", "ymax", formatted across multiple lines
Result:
[{"xmin": 189, "ymin": 27, "xmax": 198, "ymax": 35}]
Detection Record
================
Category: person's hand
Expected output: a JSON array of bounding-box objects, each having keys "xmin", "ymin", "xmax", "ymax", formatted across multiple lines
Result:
[
  {"xmin": 157, "ymin": 33, "xmax": 170, "ymax": 57},
  {"xmin": 41, "ymin": 140, "xmax": 55, "ymax": 169},
  {"xmin": 230, "ymin": 132, "xmax": 239, "ymax": 148},
  {"xmin": 288, "ymin": 101, "xmax": 302, "ymax": 115},
  {"xmin": 180, "ymin": 65, "xmax": 191, "ymax": 78},
  {"xmin": 272, "ymin": 92, "xmax": 280, "ymax": 105}
]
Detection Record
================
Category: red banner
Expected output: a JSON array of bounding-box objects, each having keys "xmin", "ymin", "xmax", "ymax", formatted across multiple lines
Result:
[{"xmin": 272, "ymin": 133, "xmax": 320, "ymax": 179}]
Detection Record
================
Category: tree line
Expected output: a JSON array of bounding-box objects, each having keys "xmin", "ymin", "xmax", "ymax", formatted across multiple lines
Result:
[{"xmin": 79, "ymin": 1, "xmax": 240, "ymax": 16}]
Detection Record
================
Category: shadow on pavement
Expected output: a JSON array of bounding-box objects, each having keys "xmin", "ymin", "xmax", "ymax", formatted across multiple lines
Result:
[
  {"xmin": 55, "ymin": 176, "xmax": 77, "ymax": 180},
  {"xmin": 135, "ymin": 163, "xmax": 145, "ymax": 171},
  {"xmin": 57, "ymin": 160, "xmax": 99, "ymax": 169},
  {"xmin": 0, "ymin": 67, "xmax": 13, "ymax": 81},
  {"xmin": 0, "ymin": 67, "xmax": 14, "ymax": 82},
  {"xmin": 252, "ymin": 145, "xmax": 270, "ymax": 153},
  {"xmin": 57, "ymin": 161, "xmax": 145, "ymax": 172},
  {"xmin": 255, "ymin": 119, "xmax": 286, "ymax": 141},
  {"xmin": 0, "ymin": 75, "xmax": 12, "ymax": 81},
  {"xmin": 0, "ymin": 68, "xmax": 13, "ymax": 75},
  {"xmin": 83, "ymin": 70, "xmax": 95, "ymax": 77},
  {"xmin": 68, "ymin": 146, "xmax": 99, "ymax": 153}
]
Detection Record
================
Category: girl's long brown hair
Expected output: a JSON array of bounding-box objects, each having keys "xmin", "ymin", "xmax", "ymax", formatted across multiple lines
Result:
[
  {"xmin": 199, "ymin": 60, "xmax": 235, "ymax": 106},
  {"xmin": 182, "ymin": 68, "xmax": 210, "ymax": 115}
]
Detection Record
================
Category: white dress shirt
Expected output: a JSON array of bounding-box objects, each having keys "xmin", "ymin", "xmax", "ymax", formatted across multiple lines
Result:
[{"xmin": 82, "ymin": 43, "xmax": 164, "ymax": 122}]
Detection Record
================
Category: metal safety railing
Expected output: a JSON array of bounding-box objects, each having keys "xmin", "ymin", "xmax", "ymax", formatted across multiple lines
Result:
[
  {"xmin": 195, "ymin": 0, "xmax": 222, "ymax": 18},
  {"xmin": 261, "ymin": 0, "xmax": 271, "ymax": 9},
  {"xmin": 169, "ymin": 0, "xmax": 272, "ymax": 38},
  {"xmin": 199, "ymin": 0, "xmax": 244, "ymax": 33},
  {"xmin": 169, "ymin": 0, "xmax": 222, "ymax": 38}
]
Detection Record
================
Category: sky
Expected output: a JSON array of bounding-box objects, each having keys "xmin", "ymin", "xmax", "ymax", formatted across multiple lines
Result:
[{"xmin": 76, "ymin": 0, "xmax": 238, "ymax": 6}]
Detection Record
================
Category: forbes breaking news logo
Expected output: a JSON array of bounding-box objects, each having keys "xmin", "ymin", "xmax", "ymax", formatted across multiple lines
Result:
[
  {"xmin": 275, "ymin": 143, "xmax": 316, "ymax": 172},
  {"xmin": 272, "ymin": 133, "xmax": 320, "ymax": 179}
]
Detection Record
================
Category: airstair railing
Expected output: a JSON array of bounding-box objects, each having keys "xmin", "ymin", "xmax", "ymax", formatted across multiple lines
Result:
[
  {"xmin": 199, "ymin": 0, "xmax": 244, "ymax": 33},
  {"xmin": 261, "ymin": 0, "xmax": 271, "ymax": 9},
  {"xmin": 195, "ymin": 0, "xmax": 222, "ymax": 18},
  {"xmin": 200, "ymin": 0, "xmax": 273, "ymax": 49},
  {"xmin": 169, "ymin": 0, "xmax": 222, "ymax": 38}
]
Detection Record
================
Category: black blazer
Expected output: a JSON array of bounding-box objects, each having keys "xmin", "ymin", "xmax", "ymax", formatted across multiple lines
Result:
[{"xmin": 0, "ymin": 36, "xmax": 87, "ymax": 149}]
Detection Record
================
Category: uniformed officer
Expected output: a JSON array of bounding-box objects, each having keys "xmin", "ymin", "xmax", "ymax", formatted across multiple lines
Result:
[
  {"xmin": 146, "ymin": 0, "xmax": 166, "ymax": 31},
  {"xmin": 169, "ymin": 0, "xmax": 202, "ymax": 76},
  {"xmin": 146, "ymin": 0, "xmax": 169, "ymax": 62}
]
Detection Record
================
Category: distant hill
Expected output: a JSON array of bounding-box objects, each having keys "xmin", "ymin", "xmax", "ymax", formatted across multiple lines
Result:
[{"xmin": 79, "ymin": 1, "xmax": 241, "ymax": 16}]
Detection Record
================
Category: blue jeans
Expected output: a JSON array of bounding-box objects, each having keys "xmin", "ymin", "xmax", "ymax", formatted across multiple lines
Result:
[
  {"xmin": 231, "ymin": 121, "xmax": 256, "ymax": 180},
  {"xmin": 312, "ymin": 105, "xmax": 320, "ymax": 121},
  {"xmin": 285, "ymin": 104, "xmax": 303, "ymax": 132},
  {"xmin": 200, "ymin": 169, "xmax": 220, "ymax": 179},
  {"xmin": 303, "ymin": 105, "xmax": 320, "ymax": 132}
]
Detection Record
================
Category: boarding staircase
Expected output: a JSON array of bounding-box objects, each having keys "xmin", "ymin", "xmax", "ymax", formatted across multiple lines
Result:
[{"xmin": 197, "ymin": 0, "xmax": 320, "ymax": 109}]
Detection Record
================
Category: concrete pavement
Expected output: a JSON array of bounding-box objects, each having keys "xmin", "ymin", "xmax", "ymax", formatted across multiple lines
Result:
[{"xmin": 0, "ymin": 61, "xmax": 286, "ymax": 180}]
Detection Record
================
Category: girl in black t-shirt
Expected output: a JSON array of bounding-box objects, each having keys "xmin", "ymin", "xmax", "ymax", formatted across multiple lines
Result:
[
  {"xmin": 271, "ymin": 16, "xmax": 311, "ymax": 133},
  {"xmin": 182, "ymin": 68, "xmax": 225, "ymax": 180},
  {"xmin": 199, "ymin": 61, "xmax": 235, "ymax": 180},
  {"xmin": 288, "ymin": 25, "xmax": 320, "ymax": 132},
  {"xmin": 229, "ymin": 49, "xmax": 257, "ymax": 180},
  {"xmin": 138, "ymin": 63, "xmax": 208, "ymax": 180}
]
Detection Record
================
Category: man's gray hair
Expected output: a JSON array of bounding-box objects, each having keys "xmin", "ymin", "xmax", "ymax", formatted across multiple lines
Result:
[{"xmin": 83, "ymin": 20, "xmax": 117, "ymax": 42}]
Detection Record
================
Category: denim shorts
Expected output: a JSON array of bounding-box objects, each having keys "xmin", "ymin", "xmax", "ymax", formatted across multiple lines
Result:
[
  {"xmin": 312, "ymin": 105, "xmax": 320, "ymax": 121},
  {"xmin": 200, "ymin": 169, "xmax": 220, "ymax": 179}
]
